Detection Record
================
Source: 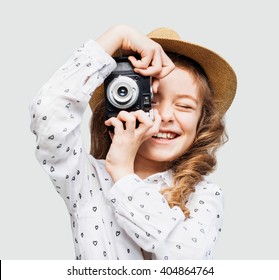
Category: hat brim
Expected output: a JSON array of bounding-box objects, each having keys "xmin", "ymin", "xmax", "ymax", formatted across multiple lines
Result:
[
  {"xmin": 90, "ymin": 36, "xmax": 237, "ymax": 115},
  {"xmin": 150, "ymin": 37, "xmax": 237, "ymax": 115}
]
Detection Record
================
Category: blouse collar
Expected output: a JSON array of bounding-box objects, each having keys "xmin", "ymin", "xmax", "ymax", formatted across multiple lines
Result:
[{"xmin": 143, "ymin": 170, "xmax": 173, "ymax": 187}]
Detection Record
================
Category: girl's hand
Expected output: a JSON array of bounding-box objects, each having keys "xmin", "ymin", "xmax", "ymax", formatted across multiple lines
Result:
[
  {"xmin": 96, "ymin": 24, "xmax": 175, "ymax": 89},
  {"xmin": 104, "ymin": 109, "xmax": 161, "ymax": 182}
]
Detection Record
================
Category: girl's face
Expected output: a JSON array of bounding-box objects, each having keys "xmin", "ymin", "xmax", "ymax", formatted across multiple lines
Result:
[{"xmin": 136, "ymin": 67, "xmax": 203, "ymax": 167}]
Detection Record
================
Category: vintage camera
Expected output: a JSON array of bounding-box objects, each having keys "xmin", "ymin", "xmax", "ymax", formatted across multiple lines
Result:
[{"xmin": 104, "ymin": 56, "xmax": 153, "ymax": 128}]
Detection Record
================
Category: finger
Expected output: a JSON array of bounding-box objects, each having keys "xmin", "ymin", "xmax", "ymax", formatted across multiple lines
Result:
[
  {"xmin": 133, "ymin": 50, "xmax": 163, "ymax": 77},
  {"xmin": 132, "ymin": 109, "xmax": 161, "ymax": 139},
  {"xmin": 151, "ymin": 77, "xmax": 160, "ymax": 94},
  {"xmin": 128, "ymin": 52, "xmax": 153, "ymax": 70},
  {"xmin": 105, "ymin": 117, "xmax": 124, "ymax": 134},
  {"xmin": 150, "ymin": 109, "xmax": 161, "ymax": 134},
  {"xmin": 116, "ymin": 111, "xmax": 136, "ymax": 133},
  {"xmin": 131, "ymin": 110, "xmax": 154, "ymax": 134},
  {"xmin": 108, "ymin": 131, "xmax": 114, "ymax": 140},
  {"xmin": 157, "ymin": 53, "xmax": 175, "ymax": 78},
  {"xmin": 137, "ymin": 51, "xmax": 175, "ymax": 78}
]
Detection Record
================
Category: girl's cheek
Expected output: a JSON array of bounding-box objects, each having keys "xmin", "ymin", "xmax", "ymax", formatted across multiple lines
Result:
[{"xmin": 176, "ymin": 113, "xmax": 199, "ymax": 131}]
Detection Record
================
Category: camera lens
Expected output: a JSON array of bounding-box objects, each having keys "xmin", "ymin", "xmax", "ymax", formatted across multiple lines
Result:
[
  {"xmin": 106, "ymin": 76, "xmax": 139, "ymax": 109},
  {"xmin": 117, "ymin": 86, "xmax": 128, "ymax": 97}
]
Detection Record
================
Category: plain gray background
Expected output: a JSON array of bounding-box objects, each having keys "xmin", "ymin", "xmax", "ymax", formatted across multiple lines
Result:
[{"xmin": 1, "ymin": 0, "xmax": 278, "ymax": 259}]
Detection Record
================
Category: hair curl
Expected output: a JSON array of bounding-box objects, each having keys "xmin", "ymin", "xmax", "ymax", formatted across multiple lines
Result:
[{"xmin": 90, "ymin": 53, "xmax": 227, "ymax": 218}]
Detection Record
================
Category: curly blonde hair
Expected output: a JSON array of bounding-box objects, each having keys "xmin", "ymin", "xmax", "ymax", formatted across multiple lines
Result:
[{"xmin": 90, "ymin": 53, "xmax": 227, "ymax": 218}]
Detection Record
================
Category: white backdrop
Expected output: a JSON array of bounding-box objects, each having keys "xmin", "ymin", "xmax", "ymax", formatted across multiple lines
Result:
[{"xmin": 1, "ymin": 0, "xmax": 278, "ymax": 259}]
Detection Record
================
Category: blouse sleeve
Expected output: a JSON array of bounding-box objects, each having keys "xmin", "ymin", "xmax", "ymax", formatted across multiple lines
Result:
[
  {"xmin": 106, "ymin": 174, "xmax": 224, "ymax": 260},
  {"xmin": 29, "ymin": 40, "xmax": 116, "ymax": 210}
]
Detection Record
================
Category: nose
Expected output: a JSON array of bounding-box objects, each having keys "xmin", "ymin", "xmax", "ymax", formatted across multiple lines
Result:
[{"xmin": 157, "ymin": 101, "xmax": 174, "ymax": 123}]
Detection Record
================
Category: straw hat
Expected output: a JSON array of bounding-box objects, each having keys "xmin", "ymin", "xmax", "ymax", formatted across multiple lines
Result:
[{"xmin": 90, "ymin": 27, "xmax": 237, "ymax": 115}]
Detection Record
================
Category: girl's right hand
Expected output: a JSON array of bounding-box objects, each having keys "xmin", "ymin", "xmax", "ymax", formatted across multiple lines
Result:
[
  {"xmin": 104, "ymin": 109, "xmax": 161, "ymax": 182},
  {"xmin": 96, "ymin": 24, "xmax": 175, "ymax": 90}
]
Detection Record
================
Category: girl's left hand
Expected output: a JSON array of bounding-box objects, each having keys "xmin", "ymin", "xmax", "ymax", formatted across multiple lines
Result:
[{"xmin": 104, "ymin": 109, "xmax": 161, "ymax": 182}]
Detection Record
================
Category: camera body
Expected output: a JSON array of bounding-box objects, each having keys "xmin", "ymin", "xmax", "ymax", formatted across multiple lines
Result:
[{"xmin": 104, "ymin": 56, "xmax": 153, "ymax": 123}]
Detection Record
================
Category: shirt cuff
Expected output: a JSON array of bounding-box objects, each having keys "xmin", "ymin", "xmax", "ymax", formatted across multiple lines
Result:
[
  {"xmin": 76, "ymin": 39, "xmax": 116, "ymax": 69},
  {"xmin": 73, "ymin": 40, "xmax": 117, "ymax": 94},
  {"xmin": 110, "ymin": 173, "xmax": 144, "ymax": 194}
]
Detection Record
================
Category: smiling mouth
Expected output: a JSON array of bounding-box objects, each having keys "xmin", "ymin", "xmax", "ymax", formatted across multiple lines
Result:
[{"xmin": 152, "ymin": 132, "xmax": 178, "ymax": 139}]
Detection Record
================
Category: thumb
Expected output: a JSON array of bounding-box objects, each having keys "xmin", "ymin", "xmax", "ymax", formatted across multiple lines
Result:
[{"xmin": 152, "ymin": 78, "xmax": 160, "ymax": 94}]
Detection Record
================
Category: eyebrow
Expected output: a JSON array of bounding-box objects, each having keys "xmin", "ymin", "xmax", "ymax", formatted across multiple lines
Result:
[{"xmin": 174, "ymin": 93, "xmax": 199, "ymax": 104}]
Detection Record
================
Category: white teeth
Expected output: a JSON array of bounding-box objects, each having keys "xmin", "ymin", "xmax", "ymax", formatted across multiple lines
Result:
[{"xmin": 153, "ymin": 132, "xmax": 176, "ymax": 139}]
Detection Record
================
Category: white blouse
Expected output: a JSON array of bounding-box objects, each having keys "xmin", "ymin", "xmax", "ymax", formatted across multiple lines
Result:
[{"xmin": 29, "ymin": 39, "xmax": 224, "ymax": 260}]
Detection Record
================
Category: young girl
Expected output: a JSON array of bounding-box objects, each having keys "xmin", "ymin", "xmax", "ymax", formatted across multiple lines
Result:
[{"xmin": 30, "ymin": 25, "xmax": 237, "ymax": 260}]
